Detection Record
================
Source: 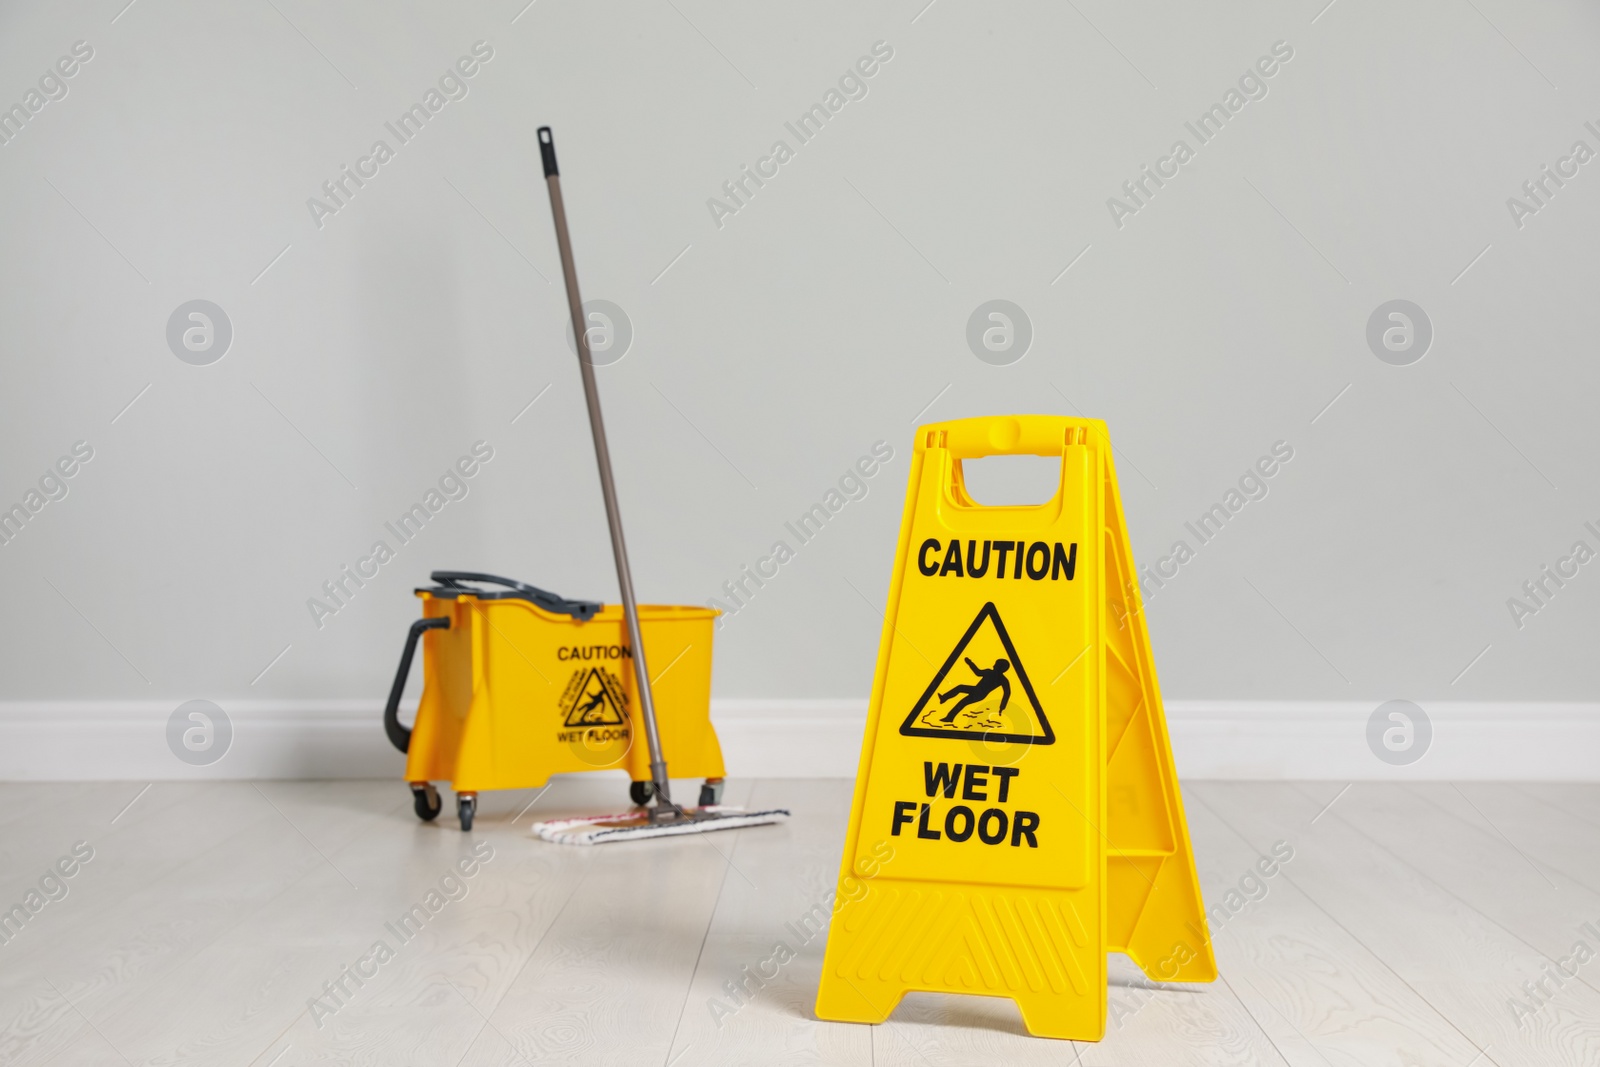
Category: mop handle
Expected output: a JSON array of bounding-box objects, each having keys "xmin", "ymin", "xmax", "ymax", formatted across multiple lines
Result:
[{"xmin": 539, "ymin": 127, "xmax": 673, "ymax": 805}]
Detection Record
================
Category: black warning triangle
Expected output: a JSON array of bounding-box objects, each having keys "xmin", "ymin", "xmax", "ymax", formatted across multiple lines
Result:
[
  {"xmin": 562, "ymin": 667, "xmax": 627, "ymax": 727},
  {"xmin": 899, "ymin": 602, "xmax": 1054, "ymax": 745}
]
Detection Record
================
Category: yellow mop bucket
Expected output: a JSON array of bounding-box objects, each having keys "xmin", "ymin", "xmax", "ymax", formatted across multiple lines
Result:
[{"xmin": 384, "ymin": 572, "xmax": 725, "ymax": 830}]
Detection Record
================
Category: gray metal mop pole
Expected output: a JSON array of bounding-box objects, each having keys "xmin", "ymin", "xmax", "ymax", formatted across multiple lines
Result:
[{"xmin": 539, "ymin": 126, "xmax": 676, "ymax": 813}]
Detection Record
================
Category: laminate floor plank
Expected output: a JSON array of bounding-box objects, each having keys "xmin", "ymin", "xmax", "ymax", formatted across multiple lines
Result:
[
  {"xmin": 665, "ymin": 933, "xmax": 874, "ymax": 1067},
  {"xmin": 693, "ymin": 778, "xmax": 857, "ymax": 938},
  {"xmin": 1504, "ymin": 784, "xmax": 1600, "ymax": 834},
  {"xmin": 1313, "ymin": 783, "xmax": 1600, "ymax": 1066},
  {"xmin": 1435, "ymin": 783, "xmax": 1600, "ymax": 894},
  {"xmin": 1200, "ymin": 782, "xmax": 1600, "ymax": 1067},
  {"xmin": 4, "ymin": 779, "xmax": 1600, "ymax": 1065},
  {"xmin": 1185, "ymin": 783, "xmax": 1478, "ymax": 1067},
  {"xmin": 0, "ymin": 781, "xmax": 139, "ymax": 878},
  {"xmin": 1325, "ymin": 784, "xmax": 1600, "ymax": 973},
  {"xmin": 662, "ymin": 779, "xmax": 881, "ymax": 1065},
  {"xmin": 0, "ymin": 786, "xmax": 331, "ymax": 1066},
  {"xmin": 238, "ymin": 774, "xmax": 711, "ymax": 1067},
  {"xmin": 452, "ymin": 779, "xmax": 759, "ymax": 1065}
]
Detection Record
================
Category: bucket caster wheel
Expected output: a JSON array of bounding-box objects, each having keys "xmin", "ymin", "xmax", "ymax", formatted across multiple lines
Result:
[
  {"xmin": 457, "ymin": 792, "xmax": 477, "ymax": 832},
  {"xmin": 629, "ymin": 780, "xmax": 655, "ymax": 806},
  {"xmin": 698, "ymin": 778, "xmax": 725, "ymax": 807},
  {"xmin": 411, "ymin": 782, "xmax": 441, "ymax": 822}
]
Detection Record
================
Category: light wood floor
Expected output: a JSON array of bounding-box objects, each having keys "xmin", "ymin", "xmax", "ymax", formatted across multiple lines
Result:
[{"xmin": 1, "ymin": 777, "xmax": 1598, "ymax": 1065}]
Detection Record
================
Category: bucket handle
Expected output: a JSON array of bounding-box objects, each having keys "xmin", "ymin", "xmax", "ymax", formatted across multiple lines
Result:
[
  {"xmin": 428, "ymin": 571, "xmax": 601, "ymax": 621},
  {"xmin": 384, "ymin": 616, "xmax": 451, "ymax": 753}
]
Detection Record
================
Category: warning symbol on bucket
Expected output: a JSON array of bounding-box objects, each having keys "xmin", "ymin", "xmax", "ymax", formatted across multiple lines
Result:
[
  {"xmin": 901, "ymin": 603, "xmax": 1053, "ymax": 744},
  {"xmin": 560, "ymin": 667, "xmax": 628, "ymax": 727}
]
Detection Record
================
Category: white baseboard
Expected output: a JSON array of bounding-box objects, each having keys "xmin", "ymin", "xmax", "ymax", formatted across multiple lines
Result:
[{"xmin": 1, "ymin": 700, "xmax": 1596, "ymax": 781}]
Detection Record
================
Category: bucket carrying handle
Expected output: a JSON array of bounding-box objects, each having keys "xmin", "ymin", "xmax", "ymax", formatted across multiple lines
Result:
[
  {"xmin": 384, "ymin": 616, "xmax": 450, "ymax": 753},
  {"xmin": 428, "ymin": 571, "xmax": 602, "ymax": 621}
]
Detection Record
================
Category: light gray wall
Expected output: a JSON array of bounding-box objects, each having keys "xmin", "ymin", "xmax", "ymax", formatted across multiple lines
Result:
[{"xmin": 1, "ymin": 0, "xmax": 1595, "ymax": 717}]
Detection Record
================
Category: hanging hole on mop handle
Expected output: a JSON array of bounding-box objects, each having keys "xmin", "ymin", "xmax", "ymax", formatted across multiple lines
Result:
[{"xmin": 538, "ymin": 126, "xmax": 558, "ymax": 176}]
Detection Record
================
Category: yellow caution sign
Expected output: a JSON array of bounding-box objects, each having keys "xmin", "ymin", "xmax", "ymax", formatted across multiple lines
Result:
[{"xmin": 815, "ymin": 415, "xmax": 1215, "ymax": 1041}]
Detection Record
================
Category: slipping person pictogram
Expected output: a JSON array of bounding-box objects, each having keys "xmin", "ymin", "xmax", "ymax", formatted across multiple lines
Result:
[
  {"xmin": 901, "ymin": 602, "xmax": 1053, "ymax": 744},
  {"xmin": 561, "ymin": 667, "xmax": 628, "ymax": 727},
  {"xmin": 939, "ymin": 658, "xmax": 1011, "ymax": 722}
]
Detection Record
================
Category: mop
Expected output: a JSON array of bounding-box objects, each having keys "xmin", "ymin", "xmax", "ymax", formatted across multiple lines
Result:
[{"xmin": 529, "ymin": 127, "xmax": 789, "ymax": 845}]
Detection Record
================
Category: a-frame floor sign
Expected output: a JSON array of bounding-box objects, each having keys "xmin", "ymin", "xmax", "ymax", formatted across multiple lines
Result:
[{"xmin": 815, "ymin": 415, "xmax": 1215, "ymax": 1041}]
